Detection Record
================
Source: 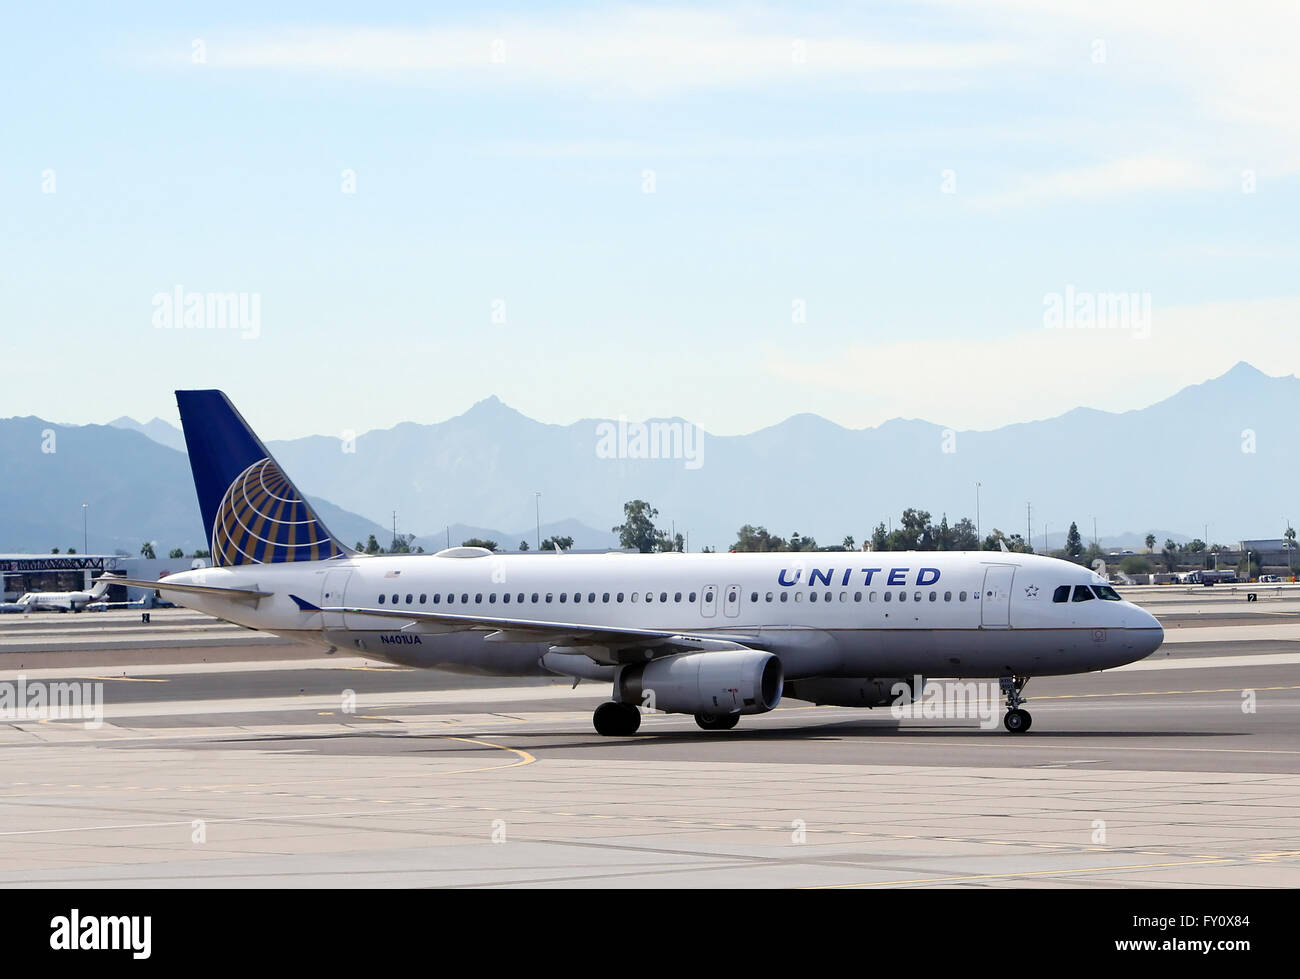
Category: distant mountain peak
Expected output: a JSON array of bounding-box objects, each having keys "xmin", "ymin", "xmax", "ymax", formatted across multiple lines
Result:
[{"xmin": 1218, "ymin": 361, "xmax": 1269, "ymax": 380}]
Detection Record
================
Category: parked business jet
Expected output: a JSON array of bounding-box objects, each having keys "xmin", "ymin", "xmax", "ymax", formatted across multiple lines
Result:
[
  {"xmin": 9, "ymin": 572, "xmax": 125, "ymax": 613},
  {"xmin": 119, "ymin": 391, "xmax": 1163, "ymax": 735}
]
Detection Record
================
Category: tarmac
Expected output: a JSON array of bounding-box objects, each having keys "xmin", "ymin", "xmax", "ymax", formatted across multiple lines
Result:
[{"xmin": 1, "ymin": 591, "xmax": 1297, "ymax": 887}]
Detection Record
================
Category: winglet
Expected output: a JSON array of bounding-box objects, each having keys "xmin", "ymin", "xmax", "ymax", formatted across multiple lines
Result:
[{"xmin": 289, "ymin": 594, "xmax": 322, "ymax": 612}]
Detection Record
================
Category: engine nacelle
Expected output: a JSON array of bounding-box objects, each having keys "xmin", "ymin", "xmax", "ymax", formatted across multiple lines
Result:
[
  {"xmin": 618, "ymin": 650, "xmax": 783, "ymax": 716},
  {"xmin": 784, "ymin": 676, "xmax": 922, "ymax": 708}
]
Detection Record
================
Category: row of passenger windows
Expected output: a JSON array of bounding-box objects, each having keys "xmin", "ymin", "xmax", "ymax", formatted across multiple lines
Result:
[
  {"xmin": 1052, "ymin": 584, "xmax": 1122, "ymax": 603},
  {"xmin": 378, "ymin": 590, "xmax": 700, "ymax": 606},
  {"xmin": 375, "ymin": 589, "xmax": 978, "ymax": 606}
]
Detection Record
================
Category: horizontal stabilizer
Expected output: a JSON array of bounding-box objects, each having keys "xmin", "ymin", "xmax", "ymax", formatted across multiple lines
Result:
[{"xmin": 112, "ymin": 578, "xmax": 273, "ymax": 602}]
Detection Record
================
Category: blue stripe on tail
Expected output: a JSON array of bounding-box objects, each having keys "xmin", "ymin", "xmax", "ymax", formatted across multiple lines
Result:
[{"xmin": 175, "ymin": 390, "xmax": 349, "ymax": 567}]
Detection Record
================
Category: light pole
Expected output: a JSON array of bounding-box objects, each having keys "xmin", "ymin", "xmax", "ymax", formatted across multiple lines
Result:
[
  {"xmin": 975, "ymin": 482, "xmax": 981, "ymax": 547},
  {"xmin": 534, "ymin": 492, "xmax": 541, "ymax": 550},
  {"xmin": 82, "ymin": 503, "xmax": 88, "ymax": 554}
]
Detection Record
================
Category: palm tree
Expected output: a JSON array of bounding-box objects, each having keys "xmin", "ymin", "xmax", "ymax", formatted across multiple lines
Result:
[
  {"xmin": 140, "ymin": 541, "xmax": 156, "ymax": 559},
  {"xmin": 1145, "ymin": 533, "xmax": 1156, "ymax": 554}
]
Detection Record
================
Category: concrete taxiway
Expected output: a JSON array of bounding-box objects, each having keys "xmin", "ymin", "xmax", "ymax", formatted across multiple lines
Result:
[{"xmin": 1, "ymin": 592, "xmax": 1298, "ymax": 887}]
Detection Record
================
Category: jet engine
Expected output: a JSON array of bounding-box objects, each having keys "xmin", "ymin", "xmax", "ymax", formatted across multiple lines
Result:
[{"xmin": 618, "ymin": 650, "xmax": 783, "ymax": 716}]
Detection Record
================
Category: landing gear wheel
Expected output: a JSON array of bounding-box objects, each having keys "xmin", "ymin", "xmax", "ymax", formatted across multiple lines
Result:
[
  {"xmin": 999, "ymin": 675, "xmax": 1033, "ymax": 734},
  {"xmin": 593, "ymin": 701, "xmax": 641, "ymax": 736},
  {"xmin": 1003, "ymin": 708, "xmax": 1032, "ymax": 733},
  {"xmin": 694, "ymin": 712, "xmax": 740, "ymax": 731}
]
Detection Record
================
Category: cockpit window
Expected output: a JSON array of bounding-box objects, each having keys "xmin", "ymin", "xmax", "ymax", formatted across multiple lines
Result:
[
  {"xmin": 1071, "ymin": 585, "xmax": 1096, "ymax": 602},
  {"xmin": 1052, "ymin": 585, "xmax": 1070, "ymax": 603},
  {"xmin": 1092, "ymin": 585, "xmax": 1122, "ymax": 601}
]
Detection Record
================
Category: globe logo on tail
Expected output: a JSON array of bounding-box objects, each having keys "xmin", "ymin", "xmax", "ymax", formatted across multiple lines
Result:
[{"xmin": 211, "ymin": 458, "xmax": 345, "ymax": 566}]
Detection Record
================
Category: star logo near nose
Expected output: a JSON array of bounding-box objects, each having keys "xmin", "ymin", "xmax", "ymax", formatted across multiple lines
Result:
[{"xmin": 1024, "ymin": 585, "xmax": 1039, "ymax": 598}]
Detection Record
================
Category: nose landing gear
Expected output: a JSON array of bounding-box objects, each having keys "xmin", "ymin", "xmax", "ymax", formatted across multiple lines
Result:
[{"xmin": 1000, "ymin": 675, "xmax": 1032, "ymax": 733}]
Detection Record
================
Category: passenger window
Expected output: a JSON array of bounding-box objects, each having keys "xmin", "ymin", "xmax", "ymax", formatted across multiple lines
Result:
[
  {"xmin": 446, "ymin": 594, "xmax": 454, "ymax": 604},
  {"xmin": 432, "ymin": 594, "xmax": 440, "ymax": 605},
  {"xmin": 840, "ymin": 591, "xmax": 847, "ymax": 602},
  {"xmin": 750, "ymin": 592, "xmax": 758, "ymax": 603},
  {"xmin": 559, "ymin": 593, "xmax": 567, "ymax": 603},
  {"xmin": 1052, "ymin": 585, "xmax": 1070, "ymax": 603},
  {"xmin": 588, "ymin": 592, "xmax": 596, "ymax": 603},
  {"xmin": 869, "ymin": 591, "xmax": 876, "ymax": 602},
  {"xmin": 603, "ymin": 592, "xmax": 611, "ymax": 603},
  {"xmin": 616, "ymin": 592, "xmax": 624, "ymax": 602},
  {"xmin": 884, "ymin": 592, "xmax": 892, "ymax": 602},
  {"xmin": 1071, "ymin": 585, "xmax": 1095, "ymax": 602},
  {"xmin": 661, "ymin": 592, "xmax": 668, "ymax": 603},
  {"xmin": 959, "ymin": 591, "xmax": 967, "ymax": 601},
  {"xmin": 899, "ymin": 592, "xmax": 907, "ymax": 602},
  {"xmin": 929, "ymin": 591, "xmax": 936, "ymax": 602},
  {"xmin": 810, "ymin": 592, "xmax": 818, "ymax": 603},
  {"xmin": 676, "ymin": 592, "xmax": 683, "ymax": 602},
  {"xmin": 572, "ymin": 592, "xmax": 580, "ymax": 603},
  {"xmin": 475, "ymin": 593, "xmax": 482, "ymax": 604},
  {"xmin": 631, "ymin": 593, "xmax": 638, "ymax": 602},
  {"xmin": 545, "ymin": 593, "xmax": 553, "ymax": 603},
  {"xmin": 824, "ymin": 591, "xmax": 831, "ymax": 602},
  {"xmin": 392, "ymin": 594, "xmax": 399, "ymax": 604},
  {"xmin": 460, "ymin": 593, "xmax": 468, "ymax": 604},
  {"xmin": 944, "ymin": 591, "xmax": 951, "ymax": 601},
  {"xmin": 531, "ymin": 593, "xmax": 539, "ymax": 603},
  {"xmin": 489, "ymin": 593, "xmax": 497, "ymax": 603},
  {"xmin": 795, "ymin": 592, "xmax": 803, "ymax": 602},
  {"xmin": 853, "ymin": 591, "xmax": 862, "ymax": 602},
  {"xmin": 689, "ymin": 592, "xmax": 697, "ymax": 602},
  {"xmin": 914, "ymin": 591, "xmax": 922, "ymax": 602},
  {"xmin": 780, "ymin": 592, "xmax": 788, "ymax": 602},
  {"xmin": 766, "ymin": 592, "xmax": 774, "ymax": 602},
  {"xmin": 378, "ymin": 594, "xmax": 385, "ymax": 604},
  {"xmin": 405, "ymin": 594, "xmax": 413, "ymax": 604},
  {"xmin": 502, "ymin": 593, "xmax": 510, "ymax": 603}
]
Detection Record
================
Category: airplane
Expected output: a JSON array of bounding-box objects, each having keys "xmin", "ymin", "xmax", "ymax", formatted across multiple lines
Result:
[
  {"xmin": 6, "ymin": 572, "xmax": 126, "ymax": 612},
  {"xmin": 116, "ymin": 390, "xmax": 1165, "ymax": 736}
]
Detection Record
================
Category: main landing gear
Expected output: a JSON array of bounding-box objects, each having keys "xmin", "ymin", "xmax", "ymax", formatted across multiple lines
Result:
[
  {"xmin": 593, "ymin": 701, "xmax": 641, "ymax": 736},
  {"xmin": 694, "ymin": 712, "xmax": 739, "ymax": 731},
  {"xmin": 1000, "ymin": 675, "xmax": 1032, "ymax": 734}
]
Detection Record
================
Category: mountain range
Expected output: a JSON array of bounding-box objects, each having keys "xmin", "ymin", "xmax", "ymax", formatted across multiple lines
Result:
[{"xmin": 1, "ymin": 362, "xmax": 1293, "ymax": 555}]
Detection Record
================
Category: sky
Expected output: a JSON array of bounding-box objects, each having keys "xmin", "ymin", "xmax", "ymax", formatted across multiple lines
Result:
[{"xmin": 4, "ymin": 1, "xmax": 1298, "ymax": 439}]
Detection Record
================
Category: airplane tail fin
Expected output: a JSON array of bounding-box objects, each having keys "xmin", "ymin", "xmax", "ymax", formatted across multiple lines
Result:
[
  {"xmin": 175, "ymin": 391, "xmax": 350, "ymax": 567},
  {"xmin": 90, "ymin": 572, "xmax": 124, "ymax": 599}
]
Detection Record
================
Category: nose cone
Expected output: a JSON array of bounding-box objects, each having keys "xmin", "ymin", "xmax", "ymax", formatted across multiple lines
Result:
[{"xmin": 1131, "ymin": 605, "xmax": 1164, "ymax": 656}]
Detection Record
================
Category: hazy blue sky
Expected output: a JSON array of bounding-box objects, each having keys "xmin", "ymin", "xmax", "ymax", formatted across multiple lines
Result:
[{"xmin": 5, "ymin": 2, "xmax": 1297, "ymax": 439}]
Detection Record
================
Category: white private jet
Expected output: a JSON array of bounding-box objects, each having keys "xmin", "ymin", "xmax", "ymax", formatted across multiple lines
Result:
[
  {"xmin": 118, "ymin": 390, "xmax": 1164, "ymax": 736},
  {"xmin": 7, "ymin": 572, "xmax": 126, "ymax": 612}
]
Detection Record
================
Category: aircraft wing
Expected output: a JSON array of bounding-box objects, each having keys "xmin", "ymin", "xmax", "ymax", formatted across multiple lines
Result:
[{"xmin": 289, "ymin": 595, "xmax": 760, "ymax": 656}]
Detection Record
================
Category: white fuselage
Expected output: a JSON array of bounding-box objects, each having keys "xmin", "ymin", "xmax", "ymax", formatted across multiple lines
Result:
[{"xmin": 158, "ymin": 550, "xmax": 1163, "ymax": 681}]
